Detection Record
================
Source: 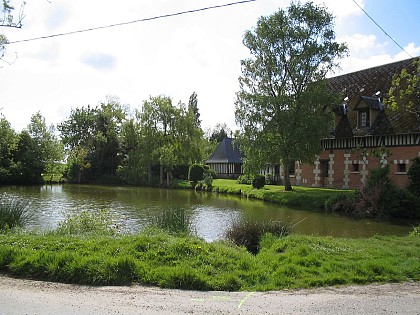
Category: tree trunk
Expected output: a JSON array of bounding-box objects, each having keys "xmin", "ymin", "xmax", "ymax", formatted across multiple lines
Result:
[
  {"xmin": 160, "ymin": 165, "xmax": 164, "ymax": 186},
  {"xmin": 148, "ymin": 164, "xmax": 152, "ymax": 182},
  {"xmin": 283, "ymin": 160, "xmax": 293, "ymax": 191},
  {"xmin": 166, "ymin": 170, "xmax": 171, "ymax": 187}
]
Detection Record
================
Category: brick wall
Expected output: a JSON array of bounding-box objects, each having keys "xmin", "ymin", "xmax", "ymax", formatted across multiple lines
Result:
[{"xmin": 298, "ymin": 146, "xmax": 420, "ymax": 189}]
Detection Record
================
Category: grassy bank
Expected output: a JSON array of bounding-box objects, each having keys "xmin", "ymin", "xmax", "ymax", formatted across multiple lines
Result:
[
  {"xmin": 176, "ymin": 179, "xmax": 354, "ymax": 210},
  {"xmin": 0, "ymin": 231, "xmax": 419, "ymax": 290}
]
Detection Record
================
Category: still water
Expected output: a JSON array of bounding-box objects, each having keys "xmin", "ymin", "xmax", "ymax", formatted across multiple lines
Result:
[{"xmin": 0, "ymin": 184, "xmax": 412, "ymax": 241}]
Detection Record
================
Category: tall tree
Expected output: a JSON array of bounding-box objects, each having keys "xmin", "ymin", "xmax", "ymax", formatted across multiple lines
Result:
[
  {"xmin": 209, "ymin": 123, "xmax": 231, "ymax": 143},
  {"xmin": 27, "ymin": 112, "xmax": 63, "ymax": 178},
  {"xmin": 235, "ymin": 1, "xmax": 347, "ymax": 190},
  {"xmin": 58, "ymin": 97, "xmax": 125, "ymax": 182},
  {"xmin": 188, "ymin": 91, "xmax": 200, "ymax": 128}
]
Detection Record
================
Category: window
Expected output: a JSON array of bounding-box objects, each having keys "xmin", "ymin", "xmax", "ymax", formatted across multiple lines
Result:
[
  {"xmin": 288, "ymin": 161, "xmax": 295, "ymax": 176},
  {"xmin": 359, "ymin": 110, "xmax": 370, "ymax": 127},
  {"xmin": 351, "ymin": 163, "xmax": 359, "ymax": 172},
  {"xmin": 397, "ymin": 163, "xmax": 406, "ymax": 173},
  {"xmin": 320, "ymin": 160, "xmax": 329, "ymax": 178}
]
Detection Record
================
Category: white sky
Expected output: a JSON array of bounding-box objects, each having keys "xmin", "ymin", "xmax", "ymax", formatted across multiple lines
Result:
[{"xmin": 1, "ymin": 0, "xmax": 420, "ymax": 132}]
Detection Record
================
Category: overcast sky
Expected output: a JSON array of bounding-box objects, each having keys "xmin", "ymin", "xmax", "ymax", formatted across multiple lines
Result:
[{"xmin": 1, "ymin": 0, "xmax": 420, "ymax": 133}]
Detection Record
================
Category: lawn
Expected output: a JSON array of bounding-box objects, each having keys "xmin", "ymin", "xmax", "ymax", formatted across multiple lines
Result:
[{"xmin": 0, "ymin": 231, "xmax": 418, "ymax": 290}]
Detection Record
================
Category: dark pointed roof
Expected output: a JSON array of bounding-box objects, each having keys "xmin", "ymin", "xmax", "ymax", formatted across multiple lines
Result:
[
  {"xmin": 206, "ymin": 137, "xmax": 243, "ymax": 164},
  {"xmin": 329, "ymin": 57, "xmax": 420, "ymax": 137}
]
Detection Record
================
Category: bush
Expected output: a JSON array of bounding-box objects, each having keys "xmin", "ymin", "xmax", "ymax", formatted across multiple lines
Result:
[
  {"xmin": 0, "ymin": 193, "xmax": 32, "ymax": 231},
  {"xmin": 55, "ymin": 209, "xmax": 120, "ymax": 236},
  {"xmin": 252, "ymin": 174, "xmax": 265, "ymax": 189},
  {"xmin": 265, "ymin": 173, "xmax": 278, "ymax": 185},
  {"xmin": 408, "ymin": 157, "xmax": 420, "ymax": 196},
  {"xmin": 225, "ymin": 220, "xmax": 291, "ymax": 254},
  {"xmin": 188, "ymin": 164, "xmax": 204, "ymax": 183},
  {"xmin": 237, "ymin": 174, "xmax": 253, "ymax": 185}
]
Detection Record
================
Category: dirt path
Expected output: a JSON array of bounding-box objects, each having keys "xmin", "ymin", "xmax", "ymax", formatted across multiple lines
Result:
[{"xmin": 0, "ymin": 276, "xmax": 419, "ymax": 314}]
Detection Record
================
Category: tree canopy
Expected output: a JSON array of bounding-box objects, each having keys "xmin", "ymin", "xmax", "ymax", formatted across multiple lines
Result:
[{"xmin": 235, "ymin": 1, "xmax": 348, "ymax": 190}]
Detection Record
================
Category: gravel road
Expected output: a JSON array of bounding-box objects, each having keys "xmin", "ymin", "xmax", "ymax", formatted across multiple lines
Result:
[{"xmin": 0, "ymin": 276, "xmax": 419, "ymax": 314}]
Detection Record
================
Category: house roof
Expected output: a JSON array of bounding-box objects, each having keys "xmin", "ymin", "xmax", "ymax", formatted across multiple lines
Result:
[
  {"xmin": 329, "ymin": 57, "xmax": 420, "ymax": 137},
  {"xmin": 205, "ymin": 137, "xmax": 243, "ymax": 164}
]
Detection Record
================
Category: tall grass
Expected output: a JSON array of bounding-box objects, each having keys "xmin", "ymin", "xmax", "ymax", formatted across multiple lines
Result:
[
  {"xmin": 151, "ymin": 207, "xmax": 192, "ymax": 235},
  {"xmin": 54, "ymin": 209, "xmax": 120, "ymax": 236},
  {"xmin": 0, "ymin": 193, "xmax": 32, "ymax": 231},
  {"xmin": 225, "ymin": 220, "xmax": 291, "ymax": 254},
  {"xmin": 0, "ymin": 231, "xmax": 418, "ymax": 290}
]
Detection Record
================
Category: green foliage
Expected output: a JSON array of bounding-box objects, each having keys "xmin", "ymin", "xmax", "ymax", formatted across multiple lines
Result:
[
  {"xmin": 386, "ymin": 58, "xmax": 420, "ymax": 120},
  {"xmin": 326, "ymin": 165, "xmax": 420, "ymax": 219},
  {"xmin": 0, "ymin": 232, "xmax": 418, "ymax": 290},
  {"xmin": 0, "ymin": 116, "xmax": 17, "ymax": 184},
  {"xmin": 235, "ymin": 2, "xmax": 348, "ymax": 191},
  {"xmin": 188, "ymin": 164, "xmax": 204, "ymax": 183},
  {"xmin": 237, "ymin": 174, "xmax": 253, "ymax": 185},
  {"xmin": 55, "ymin": 209, "xmax": 120, "ymax": 236},
  {"xmin": 252, "ymin": 174, "xmax": 265, "ymax": 189},
  {"xmin": 408, "ymin": 157, "xmax": 420, "ymax": 196},
  {"xmin": 150, "ymin": 208, "xmax": 191, "ymax": 235},
  {"xmin": 0, "ymin": 193, "xmax": 31, "ymax": 231},
  {"xmin": 225, "ymin": 220, "xmax": 291, "ymax": 254},
  {"xmin": 409, "ymin": 226, "xmax": 420, "ymax": 237}
]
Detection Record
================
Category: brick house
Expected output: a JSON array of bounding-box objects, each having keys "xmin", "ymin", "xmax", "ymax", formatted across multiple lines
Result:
[
  {"xmin": 207, "ymin": 57, "xmax": 419, "ymax": 189},
  {"xmin": 292, "ymin": 57, "xmax": 420, "ymax": 189}
]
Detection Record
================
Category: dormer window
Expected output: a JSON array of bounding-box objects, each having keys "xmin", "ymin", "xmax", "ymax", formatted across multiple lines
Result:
[
  {"xmin": 359, "ymin": 109, "xmax": 370, "ymax": 127},
  {"xmin": 355, "ymin": 96, "xmax": 384, "ymax": 129}
]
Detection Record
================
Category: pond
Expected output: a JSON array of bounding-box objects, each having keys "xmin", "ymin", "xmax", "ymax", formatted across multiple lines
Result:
[{"xmin": 0, "ymin": 184, "xmax": 413, "ymax": 241}]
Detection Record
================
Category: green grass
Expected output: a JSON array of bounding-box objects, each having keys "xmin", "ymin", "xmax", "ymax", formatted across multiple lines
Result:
[
  {"xmin": 0, "ymin": 194, "xmax": 32, "ymax": 231},
  {"xmin": 0, "ymin": 231, "xmax": 418, "ymax": 290},
  {"xmin": 187, "ymin": 179, "xmax": 354, "ymax": 210}
]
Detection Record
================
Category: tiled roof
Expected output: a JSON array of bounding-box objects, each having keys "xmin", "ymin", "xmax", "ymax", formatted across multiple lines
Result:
[
  {"xmin": 205, "ymin": 137, "xmax": 243, "ymax": 164},
  {"xmin": 329, "ymin": 57, "xmax": 420, "ymax": 137}
]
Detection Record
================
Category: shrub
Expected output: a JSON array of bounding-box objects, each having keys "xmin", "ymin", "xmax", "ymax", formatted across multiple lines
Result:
[
  {"xmin": 252, "ymin": 174, "xmax": 265, "ymax": 189},
  {"xmin": 265, "ymin": 173, "xmax": 278, "ymax": 185},
  {"xmin": 237, "ymin": 174, "xmax": 253, "ymax": 185},
  {"xmin": 225, "ymin": 220, "xmax": 291, "ymax": 254},
  {"xmin": 0, "ymin": 193, "xmax": 32, "ymax": 231},
  {"xmin": 408, "ymin": 157, "xmax": 420, "ymax": 196},
  {"xmin": 408, "ymin": 225, "xmax": 420, "ymax": 237},
  {"xmin": 325, "ymin": 193, "xmax": 356, "ymax": 215},
  {"xmin": 55, "ymin": 209, "xmax": 120, "ymax": 236},
  {"xmin": 188, "ymin": 164, "xmax": 204, "ymax": 183}
]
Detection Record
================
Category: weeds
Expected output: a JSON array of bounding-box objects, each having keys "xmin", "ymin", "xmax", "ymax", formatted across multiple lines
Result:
[
  {"xmin": 225, "ymin": 220, "xmax": 291, "ymax": 254},
  {"xmin": 54, "ymin": 209, "xmax": 120, "ymax": 236},
  {"xmin": 151, "ymin": 207, "xmax": 191, "ymax": 235},
  {"xmin": 0, "ymin": 193, "xmax": 32, "ymax": 231}
]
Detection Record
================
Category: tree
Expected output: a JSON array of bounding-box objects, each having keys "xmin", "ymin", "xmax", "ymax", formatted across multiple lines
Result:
[
  {"xmin": 0, "ymin": 115, "xmax": 17, "ymax": 183},
  {"xmin": 209, "ymin": 123, "xmax": 231, "ymax": 143},
  {"xmin": 1, "ymin": 0, "xmax": 25, "ymax": 62},
  {"xmin": 58, "ymin": 97, "xmax": 125, "ymax": 182},
  {"xmin": 386, "ymin": 58, "xmax": 420, "ymax": 124},
  {"xmin": 188, "ymin": 91, "xmax": 200, "ymax": 128},
  {"xmin": 27, "ymin": 112, "xmax": 63, "ymax": 178},
  {"xmin": 1, "ymin": 0, "xmax": 25, "ymax": 28},
  {"xmin": 235, "ymin": 1, "xmax": 348, "ymax": 190}
]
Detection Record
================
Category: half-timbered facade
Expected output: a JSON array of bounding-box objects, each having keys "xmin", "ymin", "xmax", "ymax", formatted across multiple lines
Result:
[
  {"xmin": 205, "ymin": 137, "xmax": 243, "ymax": 179},
  {"xmin": 292, "ymin": 57, "xmax": 420, "ymax": 189},
  {"xmin": 207, "ymin": 57, "xmax": 420, "ymax": 189}
]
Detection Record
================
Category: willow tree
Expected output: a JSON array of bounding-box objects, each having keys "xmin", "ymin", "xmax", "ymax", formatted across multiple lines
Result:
[{"xmin": 235, "ymin": 1, "xmax": 348, "ymax": 190}]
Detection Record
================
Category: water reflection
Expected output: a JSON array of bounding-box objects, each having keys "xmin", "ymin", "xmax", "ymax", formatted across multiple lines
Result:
[{"xmin": 0, "ymin": 184, "xmax": 413, "ymax": 241}]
